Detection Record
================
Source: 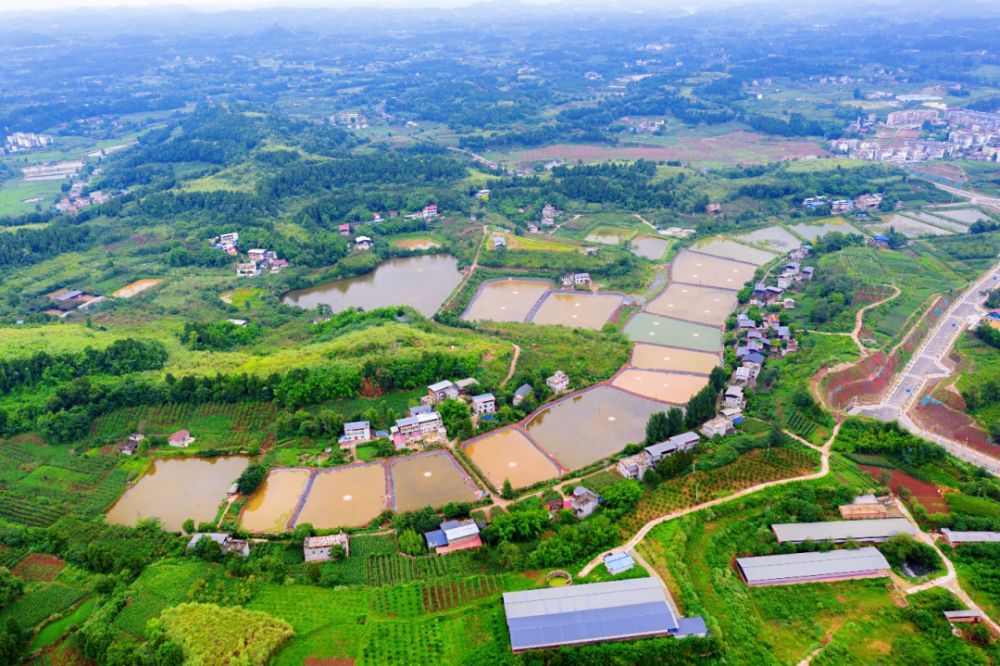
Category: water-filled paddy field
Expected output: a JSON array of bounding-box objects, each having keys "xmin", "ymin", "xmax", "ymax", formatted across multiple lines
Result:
[
  {"xmin": 671, "ymin": 251, "xmax": 758, "ymax": 290},
  {"xmin": 688, "ymin": 237, "xmax": 778, "ymax": 266},
  {"xmin": 584, "ymin": 226, "xmax": 632, "ymax": 245},
  {"xmin": 900, "ymin": 212, "xmax": 967, "ymax": 232},
  {"xmin": 390, "ymin": 452, "xmax": 479, "ymax": 512},
  {"xmin": 106, "ymin": 455, "xmax": 249, "ymax": 531},
  {"xmin": 394, "ymin": 238, "xmax": 441, "ymax": 250},
  {"xmin": 732, "ymin": 226, "xmax": 803, "ymax": 252},
  {"xmin": 241, "ymin": 469, "xmax": 310, "ymax": 533},
  {"xmin": 293, "ymin": 463, "xmax": 388, "ymax": 529},
  {"xmin": 787, "ymin": 219, "xmax": 861, "ymax": 241},
  {"xmin": 623, "ymin": 313, "xmax": 722, "ymax": 352},
  {"xmin": 463, "ymin": 429, "xmax": 562, "ymax": 489},
  {"xmin": 612, "ymin": 369, "xmax": 709, "ymax": 404},
  {"xmin": 282, "ymin": 254, "xmax": 463, "ymax": 316},
  {"xmin": 528, "ymin": 292, "xmax": 623, "ymax": 329},
  {"xmin": 869, "ymin": 215, "xmax": 951, "ymax": 238},
  {"xmin": 630, "ymin": 343, "xmax": 720, "ymax": 374},
  {"xmin": 646, "ymin": 284, "xmax": 738, "ymax": 326},
  {"xmin": 932, "ymin": 208, "xmax": 989, "ymax": 224},
  {"xmin": 630, "ymin": 235, "xmax": 671, "ymax": 260},
  {"xmin": 524, "ymin": 386, "xmax": 663, "ymax": 470},
  {"xmin": 461, "ymin": 278, "xmax": 551, "ymax": 323}
]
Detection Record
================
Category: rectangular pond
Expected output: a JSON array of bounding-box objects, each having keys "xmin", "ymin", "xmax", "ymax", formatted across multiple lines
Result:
[
  {"xmin": 463, "ymin": 429, "xmax": 562, "ymax": 490},
  {"xmin": 390, "ymin": 451, "xmax": 479, "ymax": 512},
  {"xmin": 612, "ymin": 369, "xmax": 710, "ymax": 405},
  {"xmin": 293, "ymin": 463, "xmax": 388, "ymax": 530},
  {"xmin": 630, "ymin": 343, "xmax": 720, "ymax": 375},
  {"xmin": 528, "ymin": 292, "xmax": 623, "ymax": 330},
  {"xmin": 106, "ymin": 455, "xmax": 249, "ymax": 531},
  {"xmin": 932, "ymin": 208, "xmax": 989, "ymax": 224},
  {"xmin": 524, "ymin": 386, "xmax": 664, "ymax": 471},
  {"xmin": 869, "ymin": 215, "xmax": 952, "ymax": 238},
  {"xmin": 688, "ymin": 237, "xmax": 778, "ymax": 266},
  {"xmin": 240, "ymin": 469, "xmax": 310, "ymax": 533},
  {"xmin": 281, "ymin": 254, "xmax": 463, "ymax": 317},
  {"xmin": 901, "ymin": 212, "xmax": 968, "ymax": 232},
  {"xmin": 461, "ymin": 278, "xmax": 551, "ymax": 324},
  {"xmin": 732, "ymin": 226, "xmax": 803, "ymax": 252},
  {"xmin": 623, "ymin": 313, "xmax": 722, "ymax": 352},
  {"xmin": 787, "ymin": 219, "xmax": 862, "ymax": 241},
  {"xmin": 630, "ymin": 235, "xmax": 671, "ymax": 260},
  {"xmin": 646, "ymin": 283, "xmax": 738, "ymax": 326},
  {"xmin": 584, "ymin": 226, "xmax": 633, "ymax": 245},
  {"xmin": 671, "ymin": 251, "xmax": 758, "ymax": 290}
]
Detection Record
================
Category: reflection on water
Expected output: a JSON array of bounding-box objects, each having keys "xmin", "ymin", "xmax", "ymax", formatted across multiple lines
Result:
[
  {"xmin": 281, "ymin": 254, "xmax": 462, "ymax": 316},
  {"xmin": 464, "ymin": 429, "xmax": 560, "ymax": 489},
  {"xmin": 630, "ymin": 235, "xmax": 670, "ymax": 260},
  {"xmin": 461, "ymin": 279, "xmax": 551, "ymax": 323},
  {"xmin": 241, "ymin": 469, "xmax": 310, "ymax": 533},
  {"xmin": 525, "ymin": 387, "xmax": 662, "ymax": 470},
  {"xmin": 391, "ymin": 452, "xmax": 478, "ymax": 512},
  {"xmin": 394, "ymin": 238, "xmax": 441, "ymax": 250},
  {"xmin": 529, "ymin": 293, "xmax": 622, "ymax": 330},
  {"xmin": 295, "ymin": 464, "xmax": 387, "ymax": 529},
  {"xmin": 106, "ymin": 456, "xmax": 249, "ymax": 531}
]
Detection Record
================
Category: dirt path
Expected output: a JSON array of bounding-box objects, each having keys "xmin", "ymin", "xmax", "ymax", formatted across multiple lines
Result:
[
  {"xmin": 577, "ymin": 424, "xmax": 838, "ymax": 577},
  {"xmin": 806, "ymin": 284, "xmax": 900, "ymax": 358},
  {"xmin": 440, "ymin": 225, "xmax": 487, "ymax": 312},
  {"xmin": 500, "ymin": 344, "xmax": 521, "ymax": 388}
]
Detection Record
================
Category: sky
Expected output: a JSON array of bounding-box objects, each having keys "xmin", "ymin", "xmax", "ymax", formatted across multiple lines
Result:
[{"xmin": 0, "ymin": 0, "xmax": 562, "ymax": 10}]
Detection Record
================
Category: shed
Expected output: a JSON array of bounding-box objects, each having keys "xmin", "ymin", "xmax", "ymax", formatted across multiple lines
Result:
[
  {"xmin": 736, "ymin": 547, "xmax": 890, "ymax": 586},
  {"xmin": 512, "ymin": 384, "xmax": 534, "ymax": 407},
  {"xmin": 604, "ymin": 551, "xmax": 635, "ymax": 575},
  {"xmin": 675, "ymin": 616, "xmax": 709, "ymax": 638},
  {"xmin": 187, "ymin": 533, "xmax": 228, "ymax": 549},
  {"xmin": 424, "ymin": 530, "xmax": 449, "ymax": 550},
  {"xmin": 502, "ymin": 579, "xmax": 677, "ymax": 652},
  {"xmin": 442, "ymin": 520, "xmax": 480, "ymax": 543},
  {"xmin": 771, "ymin": 518, "xmax": 915, "ymax": 544},
  {"xmin": 944, "ymin": 610, "xmax": 984, "ymax": 624},
  {"xmin": 941, "ymin": 528, "xmax": 1000, "ymax": 546}
]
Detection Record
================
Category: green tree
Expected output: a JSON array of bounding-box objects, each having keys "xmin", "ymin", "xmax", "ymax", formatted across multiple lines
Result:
[
  {"xmin": 496, "ymin": 541, "xmax": 520, "ymax": 570},
  {"xmin": 0, "ymin": 569, "xmax": 22, "ymax": 609},
  {"xmin": 667, "ymin": 407, "xmax": 684, "ymax": 437},
  {"xmin": 645, "ymin": 412, "xmax": 670, "ymax": 445},
  {"xmin": 601, "ymin": 480, "xmax": 643, "ymax": 513},
  {"xmin": 501, "ymin": 478, "xmax": 515, "ymax": 499},
  {"xmin": 182, "ymin": 519, "xmax": 195, "ymax": 535},
  {"xmin": 399, "ymin": 529, "xmax": 426, "ymax": 556},
  {"xmin": 236, "ymin": 464, "xmax": 267, "ymax": 494}
]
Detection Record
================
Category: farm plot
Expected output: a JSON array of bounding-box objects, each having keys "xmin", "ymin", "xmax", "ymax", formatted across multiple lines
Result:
[
  {"xmin": 365, "ymin": 550, "xmax": 489, "ymax": 587},
  {"xmin": 687, "ymin": 237, "xmax": 778, "ymax": 266},
  {"xmin": 370, "ymin": 575, "xmax": 504, "ymax": 618},
  {"xmin": 787, "ymin": 218, "xmax": 862, "ymax": 241},
  {"xmin": 629, "ymin": 344, "xmax": 720, "ymax": 375},
  {"xmin": 869, "ymin": 214, "xmax": 952, "ymax": 237},
  {"xmin": 671, "ymin": 250, "xmax": 758, "ymax": 290},
  {"xmin": 732, "ymin": 226, "xmax": 803, "ymax": 252},
  {"xmin": 645, "ymin": 283, "xmax": 738, "ymax": 326},
  {"xmin": 11, "ymin": 554, "xmax": 64, "ymax": 582},
  {"xmin": 0, "ymin": 584, "xmax": 87, "ymax": 629},
  {"xmin": 612, "ymin": 369, "xmax": 709, "ymax": 405},
  {"xmin": 619, "ymin": 447, "xmax": 819, "ymax": 536},
  {"xmin": 113, "ymin": 561, "xmax": 222, "ymax": 637},
  {"xmin": 902, "ymin": 212, "xmax": 969, "ymax": 233},
  {"xmin": 623, "ymin": 313, "xmax": 723, "ymax": 352},
  {"xmin": 857, "ymin": 466, "xmax": 949, "ymax": 514},
  {"xmin": 932, "ymin": 208, "xmax": 990, "ymax": 224}
]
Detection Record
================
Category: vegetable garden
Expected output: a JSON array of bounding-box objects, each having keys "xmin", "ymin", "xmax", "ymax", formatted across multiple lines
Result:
[{"xmin": 369, "ymin": 575, "xmax": 504, "ymax": 617}]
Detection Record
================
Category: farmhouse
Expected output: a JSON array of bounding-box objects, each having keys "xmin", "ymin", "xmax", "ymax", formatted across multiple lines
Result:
[
  {"xmin": 940, "ymin": 528, "xmax": 1000, "ymax": 546},
  {"xmin": 303, "ymin": 533, "xmax": 350, "ymax": 562},
  {"xmin": 724, "ymin": 386, "xmax": 745, "ymax": 410},
  {"xmin": 645, "ymin": 431, "xmax": 700, "ymax": 462},
  {"xmin": 944, "ymin": 610, "xmax": 984, "ymax": 624},
  {"xmin": 573, "ymin": 273, "xmax": 591, "ymax": 285},
  {"xmin": 340, "ymin": 421, "xmax": 372, "ymax": 445},
  {"xmin": 571, "ymin": 486, "xmax": 601, "ymax": 519},
  {"xmin": 492, "ymin": 235, "xmax": 507, "ymax": 248},
  {"xmin": 736, "ymin": 547, "xmax": 890, "ymax": 586},
  {"xmin": 339, "ymin": 224, "xmax": 350, "ymax": 236},
  {"xmin": 771, "ymin": 518, "xmax": 915, "ymax": 544},
  {"xmin": 546, "ymin": 371, "xmax": 569, "ymax": 393},
  {"xmin": 236, "ymin": 262, "xmax": 259, "ymax": 277},
  {"xmin": 454, "ymin": 378, "xmax": 480, "ymax": 394},
  {"xmin": 502, "ymin": 579, "xmax": 678, "ymax": 652},
  {"xmin": 355, "ymin": 236, "xmax": 373, "ymax": 250},
  {"xmin": 471, "ymin": 393, "xmax": 497, "ymax": 415},
  {"xmin": 247, "ymin": 249, "xmax": 266, "ymax": 262},
  {"xmin": 168, "ymin": 430, "xmax": 194, "ymax": 447},
  {"xmin": 701, "ymin": 416, "xmax": 735, "ymax": 439},
  {"xmin": 427, "ymin": 380, "xmax": 459, "ymax": 403},
  {"xmin": 424, "ymin": 520, "xmax": 482, "ymax": 555},
  {"xmin": 187, "ymin": 533, "xmax": 249, "ymax": 557},
  {"xmin": 617, "ymin": 451, "xmax": 652, "ymax": 480}
]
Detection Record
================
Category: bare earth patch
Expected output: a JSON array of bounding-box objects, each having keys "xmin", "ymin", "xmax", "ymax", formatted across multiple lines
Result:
[
  {"xmin": 305, "ymin": 658, "xmax": 355, "ymax": 666},
  {"xmin": 13, "ymin": 553, "xmax": 66, "ymax": 582}
]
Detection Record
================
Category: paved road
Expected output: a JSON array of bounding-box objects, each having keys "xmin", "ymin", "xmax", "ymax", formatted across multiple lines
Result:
[{"xmin": 933, "ymin": 182, "xmax": 1000, "ymax": 211}]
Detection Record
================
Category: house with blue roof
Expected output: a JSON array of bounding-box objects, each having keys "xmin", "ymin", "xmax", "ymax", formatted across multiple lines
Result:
[{"xmin": 604, "ymin": 551, "xmax": 635, "ymax": 575}]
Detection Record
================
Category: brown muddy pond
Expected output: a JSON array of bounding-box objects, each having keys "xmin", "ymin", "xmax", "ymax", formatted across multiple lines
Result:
[
  {"xmin": 464, "ymin": 429, "xmax": 561, "ymax": 490},
  {"xmin": 461, "ymin": 278, "xmax": 551, "ymax": 323},
  {"xmin": 394, "ymin": 238, "xmax": 441, "ymax": 250},
  {"xmin": 528, "ymin": 292, "xmax": 623, "ymax": 330},
  {"xmin": 524, "ymin": 387, "xmax": 663, "ymax": 470},
  {"xmin": 646, "ymin": 284, "xmax": 738, "ymax": 326},
  {"xmin": 630, "ymin": 344, "xmax": 720, "ymax": 375},
  {"xmin": 671, "ymin": 251, "xmax": 757, "ymax": 291},
  {"xmin": 612, "ymin": 370, "xmax": 710, "ymax": 405},
  {"xmin": 281, "ymin": 254, "xmax": 462, "ymax": 317},
  {"xmin": 106, "ymin": 455, "xmax": 249, "ymax": 531},
  {"xmin": 630, "ymin": 235, "xmax": 671, "ymax": 260},
  {"xmin": 390, "ymin": 452, "xmax": 478, "ymax": 512},
  {"xmin": 294, "ymin": 463, "xmax": 388, "ymax": 529},
  {"xmin": 241, "ymin": 469, "xmax": 310, "ymax": 533},
  {"xmin": 688, "ymin": 238, "xmax": 778, "ymax": 266}
]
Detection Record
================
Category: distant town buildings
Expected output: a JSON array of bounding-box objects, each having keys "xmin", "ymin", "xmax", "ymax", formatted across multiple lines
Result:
[{"xmin": 4, "ymin": 132, "xmax": 52, "ymax": 152}]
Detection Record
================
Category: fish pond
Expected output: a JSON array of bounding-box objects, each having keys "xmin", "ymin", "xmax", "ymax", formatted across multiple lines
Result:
[
  {"xmin": 612, "ymin": 369, "xmax": 709, "ymax": 405},
  {"xmin": 463, "ymin": 429, "xmax": 562, "ymax": 490},
  {"xmin": 629, "ymin": 344, "xmax": 720, "ymax": 375},
  {"xmin": 671, "ymin": 251, "xmax": 758, "ymax": 290},
  {"xmin": 584, "ymin": 226, "xmax": 633, "ymax": 245},
  {"xmin": 107, "ymin": 455, "xmax": 249, "ymax": 531},
  {"xmin": 787, "ymin": 218, "xmax": 862, "ymax": 241},
  {"xmin": 281, "ymin": 254, "xmax": 463, "ymax": 316},
  {"xmin": 646, "ymin": 283, "xmax": 738, "ymax": 326},
  {"xmin": 688, "ymin": 237, "xmax": 777, "ymax": 266},
  {"xmin": 623, "ymin": 313, "xmax": 722, "ymax": 352},
  {"xmin": 240, "ymin": 469, "xmax": 310, "ymax": 533},
  {"xmin": 461, "ymin": 278, "xmax": 551, "ymax": 323},
  {"xmin": 732, "ymin": 226, "xmax": 803, "ymax": 252},
  {"xmin": 524, "ymin": 386, "xmax": 663, "ymax": 470},
  {"xmin": 528, "ymin": 292, "xmax": 623, "ymax": 330},
  {"xmin": 932, "ymin": 208, "xmax": 990, "ymax": 224},
  {"xmin": 630, "ymin": 235, "xmax": 671, "ymax": 260},
  {"xmin": 393, "ymin": 238, "xmax": 441, "ymax": 250},
  {"xmin": 390, "ymin": 452, "xmax": 479, "ymax": 512},
  {"xmin": 293, "ymin": 463, "xmax": 388, "ymax": 529}
]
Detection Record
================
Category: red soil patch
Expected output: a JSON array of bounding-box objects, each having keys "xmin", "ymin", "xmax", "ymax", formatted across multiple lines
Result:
[
  {"xmin": 10, "ymin": 433, "xmax": 48, "ymax": 447},
  {"xmin": 523, "ymin": 571, "xmax": 542, "ymax": 579},
  {"xmin": 305, "ymin": 659, "xmax": 355, "ymax": 666},
  {"xmin": 911, "ymin": 399, "xmax": 999, "ymax": 457},
  {"xmin": 857, "ymin": 466, "xmax": 950, "ymax": 514},
  {"xmin": 12, "ymin": 553, "xmax": 65, "ymax": 582},
  {"xmin": 507, "ymin": 132, "xmax": 829, "ymax": 166}
]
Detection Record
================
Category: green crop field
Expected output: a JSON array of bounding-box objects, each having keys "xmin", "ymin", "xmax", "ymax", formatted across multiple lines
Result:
[{"xmin": 0, "ymin": 584, "xmax": 88, "ymax": 629}]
